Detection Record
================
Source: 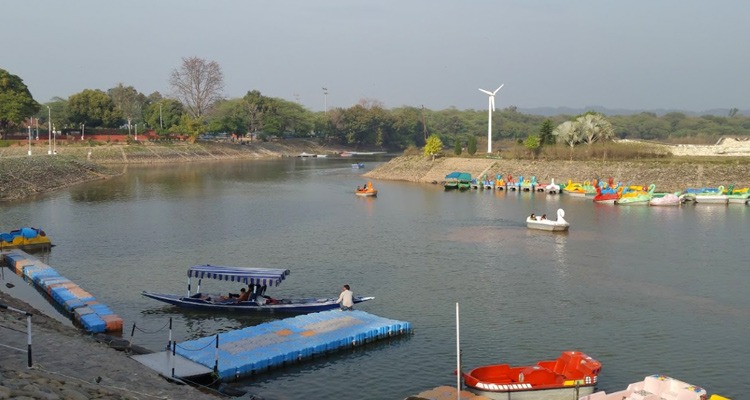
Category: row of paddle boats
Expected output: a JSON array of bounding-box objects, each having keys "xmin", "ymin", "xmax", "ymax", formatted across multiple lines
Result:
[
  {"xmin": 462, "ymin": 350, "xmax": 729, "ymax": 400},
  {"xmin": 446, "ymin": 172, "xmax": 563, "ymax": 193},
  {"xmin": 564, "ymin": 178, "xmax": 750, "ymax": 206}
]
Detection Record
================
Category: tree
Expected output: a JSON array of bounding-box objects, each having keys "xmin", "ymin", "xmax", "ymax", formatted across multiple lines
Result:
[
  {"xmin": 170, "ymin": 56, "xmax": 224, "ymax": 118},
  {"xmin": 467, "ymin": 135, "xmax": 477, "ymax": 155},
  {"xmin": 552, "ymin": 121, "xmax": 581, "ymax": 148},
  {"xmin": 0, "ymin": 68, "xmax": 40, "ymax": 138},
  {"xmin": 524, "ymin": 135, "xmax": 541, "ymax": 158},
  {"xmin": 178, "ymin": 114, "xmax": 205, "ymax": 143},
  {"xmin": 539, "ymin": 119, "xmax": 555, "ymax": 145},
  {"xmin": 578, "ymin": 113, "xmax": 614, "ymax": 145},
  {"xmin": 108, "ymin": 83, "xmax": 146, "ymax": 134},
  {"xmin": 144, "ymin": 98, "xmax": 184, "ymax": 133},
  {"xmin": 454, "ymin": 138, "xmax": 462, "ymax": 155},
  {"xmin": 67, "ymin": 89, "xmax": 122, "ymax": 128},
  {"xmin": 423, "ymin": 134, "xmax": 443, "ymax": 157}
]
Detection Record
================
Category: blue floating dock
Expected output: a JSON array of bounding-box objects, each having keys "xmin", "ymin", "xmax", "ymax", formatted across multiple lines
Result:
[
  {"xmin": 1, "ymin": 249, "xmax": 124, "ymax": 333},
  {"xmin": 173, "ymin": 310, "xmax": 411, "ymax": 381}
]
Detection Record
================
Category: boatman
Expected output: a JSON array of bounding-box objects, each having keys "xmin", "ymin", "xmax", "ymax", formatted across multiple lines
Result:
[{"xmin": 336, "ymin": 284, "xmax": 354, "ymax": 311}]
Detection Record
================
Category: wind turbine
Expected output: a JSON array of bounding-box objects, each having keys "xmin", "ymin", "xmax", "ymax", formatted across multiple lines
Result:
[{"xmin": 478, "ymin": 84, "xmax": 503, "ymax": 153}]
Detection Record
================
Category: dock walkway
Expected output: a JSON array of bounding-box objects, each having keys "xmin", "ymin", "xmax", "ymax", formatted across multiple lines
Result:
[{"xmin": 134, "ymin": 309, "xmax": 411, "ymax": 382}]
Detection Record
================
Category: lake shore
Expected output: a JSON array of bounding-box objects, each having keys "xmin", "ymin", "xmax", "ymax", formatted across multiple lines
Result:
[
  {"xmin": 364, "ymin": 155, "xmax": 750, "ymax": 192},
  {"xmin": 0, "ymin": 139, "xmax": 352, "ymax": 202}
]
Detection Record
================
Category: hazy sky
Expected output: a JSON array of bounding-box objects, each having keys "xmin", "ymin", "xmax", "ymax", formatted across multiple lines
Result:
[{"xmin": 2, "ymin": 1, "xmax": 748, "ymax": 112}]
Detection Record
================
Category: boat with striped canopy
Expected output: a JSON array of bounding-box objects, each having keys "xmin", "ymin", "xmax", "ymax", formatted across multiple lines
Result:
[{"xmin": 142, "ymin": 265, "xmax": 374, "ymax": 313}]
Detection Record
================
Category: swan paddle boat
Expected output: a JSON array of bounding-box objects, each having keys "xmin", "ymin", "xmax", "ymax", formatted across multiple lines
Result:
[
  {"xmin": 593, "ymin": 185, "xmax": 622, "ymax": 204},
  {"xmin": 527, "ymin": 209, "xmax": 570, "ymax": 232},
  {"xmin": 545, "ymin": 178, "xmax": 561, "ymax": 194},
  {"xmin": 694, "ymin": 185, "xmax": 728, "ymax": 204},
  {"xmin": 142, "ymin": 265, "xmax": 374, "ymax": 314},
  {"xmin": 356, "ymin": 181, "xmax": 378, "ymax": 197},
  {"xmin": 578, "ymin": 374, "xmax": 708, "ymax": 400},
  {"xmin": 463, "ymin": 350, "xmax": 601, "ymax": 400},
  {"xmin": 649, "ymin": 192, "xmax": 684, "ymax": 206}
]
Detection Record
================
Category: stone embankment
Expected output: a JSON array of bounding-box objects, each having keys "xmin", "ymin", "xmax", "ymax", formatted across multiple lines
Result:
[
  {"xmin": 0, "ymin": 140, "xmax": 349, "ymax": 202},
  {"xmin": 365, "ymin": 156, "xmax": 750, "ymax": 193},
  {"xmin": 0, "ymin": 291, "xmax": 220, "ymax": 400}
]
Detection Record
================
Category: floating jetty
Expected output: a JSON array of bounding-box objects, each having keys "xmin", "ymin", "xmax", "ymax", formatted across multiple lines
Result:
[
  {"xmin": 134, "ymin": 310, "xmax": 411, "ymax": 382},
  {"xmin": 1, "ymin": 249, "xmax": 123, "ymax": 334}
]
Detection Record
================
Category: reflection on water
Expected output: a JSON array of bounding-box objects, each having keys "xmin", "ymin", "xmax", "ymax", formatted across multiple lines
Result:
[{"xmin": 1, "ymin": 158, "xmax": 748, "ymax": 399}]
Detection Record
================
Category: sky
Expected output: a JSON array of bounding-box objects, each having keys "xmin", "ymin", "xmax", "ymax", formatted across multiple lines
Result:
[{"xmin": 2, "ymin": 1, "xmax": 749, "ymax": 113}]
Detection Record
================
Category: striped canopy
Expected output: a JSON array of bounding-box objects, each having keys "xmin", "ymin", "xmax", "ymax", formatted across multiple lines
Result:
[{"xmin": 188, "ymin": 265, "xmax": 290, "ymax": 287}]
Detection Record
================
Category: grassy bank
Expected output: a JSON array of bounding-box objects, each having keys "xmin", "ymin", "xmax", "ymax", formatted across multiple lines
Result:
[{"xmin": 365, "ymin": 155, "xmax": 750, "ymax": 193}]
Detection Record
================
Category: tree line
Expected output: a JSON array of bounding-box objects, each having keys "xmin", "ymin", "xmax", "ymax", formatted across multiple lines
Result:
[{"xmin": 2, "ymin": 60, "xmax": 750, "ymax": 147}]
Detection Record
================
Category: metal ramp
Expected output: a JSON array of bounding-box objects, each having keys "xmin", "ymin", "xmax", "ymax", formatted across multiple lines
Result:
[{"xmin": 131, "ymin": 351, "xmax": 213, "ymax": 380}]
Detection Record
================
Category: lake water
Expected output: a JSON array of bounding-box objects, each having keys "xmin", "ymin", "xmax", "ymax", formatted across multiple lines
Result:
[{"xmin": 1, "ymin": 157, "xmax": 748, "ymax": 399}]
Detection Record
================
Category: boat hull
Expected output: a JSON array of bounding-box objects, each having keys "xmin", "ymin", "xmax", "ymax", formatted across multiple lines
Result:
[
  {"xmin": 355, "ymin": 191, "xmax": 377, "ymax": 197},
  {"xmin": 141, "ymin": 292, "xmax": 374, "ymax": 314},
  {"xmin": 694, "ymin": 195, "xmax": 728, "ymax": 204},
  {"xmin": 527, "ymin": 221, "xmax": 569, "ymax": 231},
  {"xmin": 468, "ymin": 385, "xmax": 595, "ymax": 400}
]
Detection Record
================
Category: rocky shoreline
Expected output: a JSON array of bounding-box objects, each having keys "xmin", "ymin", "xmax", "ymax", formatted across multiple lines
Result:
[
  {"xmin": 364, "ymin": 156, "xmax": 750, "ymax": 193},
  {"xmin": 0, "ymin": 290, "xmax": 221, "ymax": 400}
]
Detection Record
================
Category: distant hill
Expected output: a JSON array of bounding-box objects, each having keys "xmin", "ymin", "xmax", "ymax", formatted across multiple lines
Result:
[{"xmin": 516, "ymin": 106, "xmax": 749, "ymax": 117}]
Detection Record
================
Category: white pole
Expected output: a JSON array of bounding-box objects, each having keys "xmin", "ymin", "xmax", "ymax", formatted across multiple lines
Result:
[
  {"xmin": 135, "ymin": 124, "xmax": 138, "ymax": 141},
  {"xmin": 47, "ymin": 106, "xmax": 51, "ymax": 155},
  {"xmin": 487, "ymin": 102, "xmax": 493, "ymax": 154},
  {"xmin": 52, "ymin": 125, "xmax": 56, "ymax": 154},
  {"xmin": 28, "ymin": 124, "xmax": 32, "ymax": 156},
  {"xmin": 159, "ymin": 104, "xmax": 163, "ymax": 129},
  {"xmin": 35, "ymin": 117, "xmax": 39, "ymax": 140},
  {"xmin": 82, "ymin": 123, "xmax": 85, "ymax": 140},
  {"xmin": 456, "ymin": 302, "xmax": 461, "ymax": 399}
]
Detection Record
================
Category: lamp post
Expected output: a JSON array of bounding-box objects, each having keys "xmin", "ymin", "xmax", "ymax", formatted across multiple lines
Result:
[
  {"xmin": 52, "ymin": 125, "xmax": 57, "ymax": 155},
  {"xmin": 35, "ymin": 117, "xmax": 39, "ymax": 140},
  {"xmin": 47, "ymin": 106, "xmax": 52, "ymax": 155},
  {"xmin": 28, "ymin": 123, "xmax": 32, "ymax": 156},
  {"xmin": 135, "ymin": 124, "xmax": 138, "ymax": 141},
  {"xmin": 81, "ymin": 123, "xmax": 85, "ymax": 140},
  {"xmin": 322, "ymin": 87, "xmax": 328, "ymax": 114}
]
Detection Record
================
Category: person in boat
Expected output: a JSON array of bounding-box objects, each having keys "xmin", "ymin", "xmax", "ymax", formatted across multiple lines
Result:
[
  {"xmin": 541, "ymin": 214, "xmax": 547, "ymax": 220},
  {"xmin": 529, "ymin": 213, "xmax": 536, "ymax": 220},
  {"xmin": 336, "ymin": 284, "xmax": 354, "ymax": 311},
  {"xmin": 236, "ymin": 287, "xmax": 249, "ymax": 302}
]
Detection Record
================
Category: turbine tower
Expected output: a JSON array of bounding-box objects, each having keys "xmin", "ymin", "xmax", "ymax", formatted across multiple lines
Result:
[{"xmin": 478, "ymin": 84, "xmax": 503, "ymax": 154}]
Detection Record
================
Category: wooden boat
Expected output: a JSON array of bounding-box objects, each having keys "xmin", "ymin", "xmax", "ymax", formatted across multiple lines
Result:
[
  {"xmin": 579, "ymin": 374, "xmax": 707, "ymax": 400},
  {"xmin": 356, "ymin": 182, "xmax": 378, "ymax": 197},
  {"xmin": 526, "ymin": 209, "xmax": 570, "ymax": 232},
  {"xmin": 463, "ymin": 350, "xmax": 601, "ymax": 400},
  {"xmin": 142, "ymin": 265, "xmax": 374, "ymax": 314},
  {"xmin": 0, "ymin": 227, "xmax": 52, "ymax": 251}
]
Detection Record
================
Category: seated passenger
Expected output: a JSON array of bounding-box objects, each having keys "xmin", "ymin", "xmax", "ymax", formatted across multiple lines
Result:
[{"xmin": 237, "ymin": 288, "xmax": 249, "ymax": 302}]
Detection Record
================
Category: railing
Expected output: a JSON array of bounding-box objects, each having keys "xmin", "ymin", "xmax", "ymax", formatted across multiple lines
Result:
[{"xmin": 0, "ymin": 302, "xmax": 33, "ymax": 368}]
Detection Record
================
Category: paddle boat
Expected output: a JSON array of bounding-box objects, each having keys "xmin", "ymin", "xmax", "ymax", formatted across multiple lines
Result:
[
  {"xmin": 593, "ymin": 185, "xmax": 622, "ymax": 204},
  {"xmin": 649, "ymin": 192, "xmax": 684, "ymax": 206},
  {"xmin": 457, "ymin": 173, "xmax": 472, "ymax": 191},
  {"xmin": 562, "ymin": 180, "xmax": 587, "ymax": 197},
  {"xmin": 725, "ymin": 185, "xmax": 749, "ymax": 205},
  {"xmin": 545, "ymin": 178, "xmax": 561, "ymax": 194},
  {"xmin": 616, "ymin": 184, "xmax": 655, "ymax": 205},
  {"xmin": 463, "ymin": 350, "xmax": 601, "ymax": 400},
  {"xmin": 444, "ymin": 172, "xmax": 461, "ymax": 190},
  {"xmin": 505, "ymin": 175, "xmax": 518, "ymax": 191},
  {"xmin": 526, "ymin": 209, "xmax": 570, "ymax": 232},
  {"xmin": 0, "ymin": 227, "xmax": 52, "ymax": 251},
  {"xmin": 482, "ymin": 175, "xmax": 495, "ymax": 190},
  {"xmin": 518, "ymin": 176, "xmax": 533, "ymax": 191},
  {"xmin": 356, "ymin": 181, "xmax": 378, "ymax": 197},
  {"xmin": 495, "ymin": 174, "xmax": 507, "ymax": 191},
  {"xmin": 578, "ymin": 374, "xmax": 707, "ymax": 400},
  {"xmin": 351, "ymin": 162, "xmax": 365, "ymax": 169},
  {"xmin": 694, "ymin": 185, "xmax": 728, "ymax": 204},
  {"xmin": 142, "ymin": 265, "xmax": 374, "ymax": 314}
]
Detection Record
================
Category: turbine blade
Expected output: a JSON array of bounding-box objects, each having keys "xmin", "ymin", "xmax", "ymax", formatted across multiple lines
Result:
[
  {"xmin": 493, "ymin": 84, "xmax": 504, "ymax": 95},
  {"xmin": 479, "ymin": 89, "xmax": 493, "ymax": 95}
]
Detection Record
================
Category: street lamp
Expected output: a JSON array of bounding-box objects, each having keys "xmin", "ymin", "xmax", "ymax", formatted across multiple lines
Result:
[
  {"xmin": 52, "ymin": 125, "xmax": 57, "ymax": 154},
  {"xmin": 47, "ymin": 106, "xmax": 52, "ymax": 155},
  {"xmin": 322, "ymin": 87, "xmax": 328, "ymax": 114},
  {"xmin": 28, "ymin": 123, "xmax": 32, "ymax": 156},
  {"xmin": 135, "ymin": 124, "xmax": 138, "ymax": 141},
  {"xmin": 81, "ymin": 123, "xmax": 85, "ymax": 140},
  {"xmin": 35, "ymin": 117, "xmax": 39, "ymax": 140}
]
